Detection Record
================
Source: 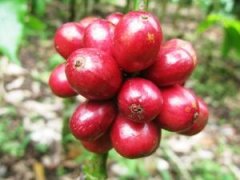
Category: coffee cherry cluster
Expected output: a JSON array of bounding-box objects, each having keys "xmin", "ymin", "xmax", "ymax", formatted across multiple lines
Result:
[{"xmin": 49, "ymin": 11, "xmax": 209, "ymax": 159}]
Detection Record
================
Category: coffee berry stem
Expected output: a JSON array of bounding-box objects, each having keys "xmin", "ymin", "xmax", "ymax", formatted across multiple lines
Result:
[
  {"xmin": 134, "ymin": 0, "xmax": 149, "ymax": 11},
  {"xmin": 82, "ymin": 153, "xmax": 108, "ymax": 180}
]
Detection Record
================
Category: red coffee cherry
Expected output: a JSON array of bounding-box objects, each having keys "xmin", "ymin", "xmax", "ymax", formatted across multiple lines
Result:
[
  {"xmin": 82, "ymin": 131, "xmax": 112, "ymax": 154},
  {"xmin": 48, "ymin": 63, "xmax": 77, "ymax": 97},
  {"xmin": 106, "ymin": 12, "xmax": 123, "ymax": 25},
  {"xmin": 54, "ymin": 23, "xmax": 84, "ymax": 59},
  {"xmin": 84, "ymin": 19, "xmax": 115, "ymax": 55},
  {"xmin": 157, "ymin": 85, "xmax": 199, "ymax": 132},
  {"xmin": 65, "ymin": 48, "xmax": 122, "ymax": 100},
  {"xmin": 111, "ymin": 115, "xmax": 161, "ymax": 159},
  {"xmin": 144, "ymin": 47, "xmax": 195, "ymax": 87},
  {"xmin": 118, "ymin": 78, "xmax": 163, "ymax": 123},
  {"xmin": 78, "ymin": 16, "xmax": 99, "ymax": 29},
  {"xmin": 163, "ymin": 38, "xmax": 197, "ymax": 67},
  {"xmin": 180, "ymin": 97, "xmax": 209, "ymax": 136},
  {"xmin": 70, "ymin": 100, "xmax": 116, "ymax": 141},
  {"xmin": 113, "ymin": 11, "xmax": 163, "ymax": 72}
]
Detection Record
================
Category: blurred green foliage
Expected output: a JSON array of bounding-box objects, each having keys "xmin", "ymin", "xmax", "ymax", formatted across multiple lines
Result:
[
  {"xmin": 109, "ymin": 150, "xmax": 149, "ymax": 179},
  {"xmin": 47, "ymin": 54, "xmax": 65, "ymax": 70},
  {"xmin": 193, "ymin": 13, "xmax": 240, "ymax": 103},
  {"xmin": 0, "ymin": 0, "xmax": 27, "ymax": 64},
  {"xmin": 0, "ymin": 107, "xmax": 29, "ymax": 157},
  {"xmin": 198, "ymin": 14, "xmax": 240, "ymax": 58},
  {"xmin": 193, "ymin": 0, "xmax": 234, "ymax": 14},
  {"xmin": 0, "ymin": 0, "xmax": 47, "ymax": 64},
  {"xmin": 192, "ymin": 160, "xmax": 235, "ymax": 180}
]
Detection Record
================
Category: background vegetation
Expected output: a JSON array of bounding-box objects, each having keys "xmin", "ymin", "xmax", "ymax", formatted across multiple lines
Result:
[{"xmin": 0, "ymin": 0, "xmax": 240, "ymax": 179}]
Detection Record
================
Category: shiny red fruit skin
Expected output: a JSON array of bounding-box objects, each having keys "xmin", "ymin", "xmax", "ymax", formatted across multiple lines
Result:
[
  {"xmin": 118, "ymin": 78, "xmax": 163, "ymax": 123},
  {"xmin": 113, "ymin": 11, "xmax": 163, "ymax": 72},
  {"xmin": 163, "ymin": 38, "xmax": 197, "ymax": 67},
  {"xmin": 111, "ymin": 115, "xmax": 161, "ymax": 159},
  {"xmin": 157, "ymin": 85, "xmax": 199, "ymax": 132},
  {"xmin": 54, "ymin": 22, "xmax": 84, "ymax": 59},
  {"xmin": 70, "ymin": 101, "xmax": 116, "ymax": 141},
  {"xmin": 82, "ymin": 132, "xmax": 112, "ymax": 154},
  {"xmin": 106, "ymin": 12, "xmax": 123, "ymax": 25},
  {"xmin": 65, "ymin": 48, "xmax": 122, "ymax": 100},
  {"xmin": 78, "ymin": 16, "xmax": 99, "ymax": 29},
  {"xmin": 144, "ymin": 47, "xmax": 195, "ymax": 87},
  {"xmin": 49, "ymin": 64, "xmax": 77, "ymax": 97},
  {"xmin": 84, "ymin": 19, "xmax": 115, "ymax": 55},
  {"xmin": 180, "ymin": 97, "xmax": 209, "ymax": 136}
]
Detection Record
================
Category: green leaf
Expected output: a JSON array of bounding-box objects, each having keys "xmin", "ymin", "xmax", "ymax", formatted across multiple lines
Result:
[
  {"xmin": 222, "ymin": 28, "xmax": 232, "ymax": 57},
  {"xmin": 222, "ymin": 18, "xmax": 240, "ymax": 57},
  {"xmin": 25, "ymin": 15, "xmax": 46, "ymax": 31},
  {"xmin": 197, "ymin": 14, "xmax": 221, "ymax": 33},
  {"xmin": 0, "ymin": 0, "xmax": 27, "ymax": 64},
  {"xmin": 48, "ymin": 53, "xmax": 65, "ymax": 70},
  {"xmin": 197, "ymin": 13, "xmax": 240, "ymax": 58},
  {"xmin": 33, "ymin": 0, "xmax": 47, "ymax": 17},
  {"xmin": 0, "ymin": 118, "xmax": 29, "ymax": 157},
  {"xmin": 222, "ymin": 27, "xmax": 240, "ymax": 57}
]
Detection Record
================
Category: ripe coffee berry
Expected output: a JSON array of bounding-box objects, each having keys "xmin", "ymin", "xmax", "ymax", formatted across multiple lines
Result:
[
  {"xmin": 70, "ymin": 100, "xmax": 116, "ymax": 141},
  {"xmin": 106, "ymin": 12, "xmax": 123, "ymax": 25},
  {"xmin": 111, "ymin": 115, "xmax": 161, "ymax": 159},
  {"xmin": 163, "ymin": 38, "xmax": 197, "ymax": 67},
  {"xmin": 49, "ymin": 63, "xmax": 77, "ymax": 97},
  {"xmin": 113, "ymin": 11, "xmax": 163, "ymax": 72},
  {"xmin": 65, "ymin": 48, "xmax": 122, "ymax": 100},
  {"xmin": 84, "ymin": 19, "xmax": 115, "ymax": 55},
  {"xmin": 118, "ymin": 78, "xmax": 163, "ymax": 123},
  {"xmin": 180, "ymin": 97, "xmax": 209, "ymax": 136},
  {"xmin": 78, "ymin": 16, "xmax": 99, "ymax": 29},
  {"xmin": 81, "ymin": 131, "xmax": 112, "ymax": 154},
  {"xmin": 144, "ymin": 45, "xmax": 195, "ymax": 87},
  {"xmin": 54, "ymin": 22, "xmax": 84, "ymax": 59},
  {"xmin": 157, "ymin": 85, "xmax": 199, "ymax": 132}
]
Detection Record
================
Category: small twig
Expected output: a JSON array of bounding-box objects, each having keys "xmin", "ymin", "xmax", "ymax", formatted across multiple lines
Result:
[
  {"xmin": 227, "ymin": 163, "xmax": 240, "ymax": 180},
  {"xmin": 162, "ymin": 143, "xmax": 192, "ymax": 180}
]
